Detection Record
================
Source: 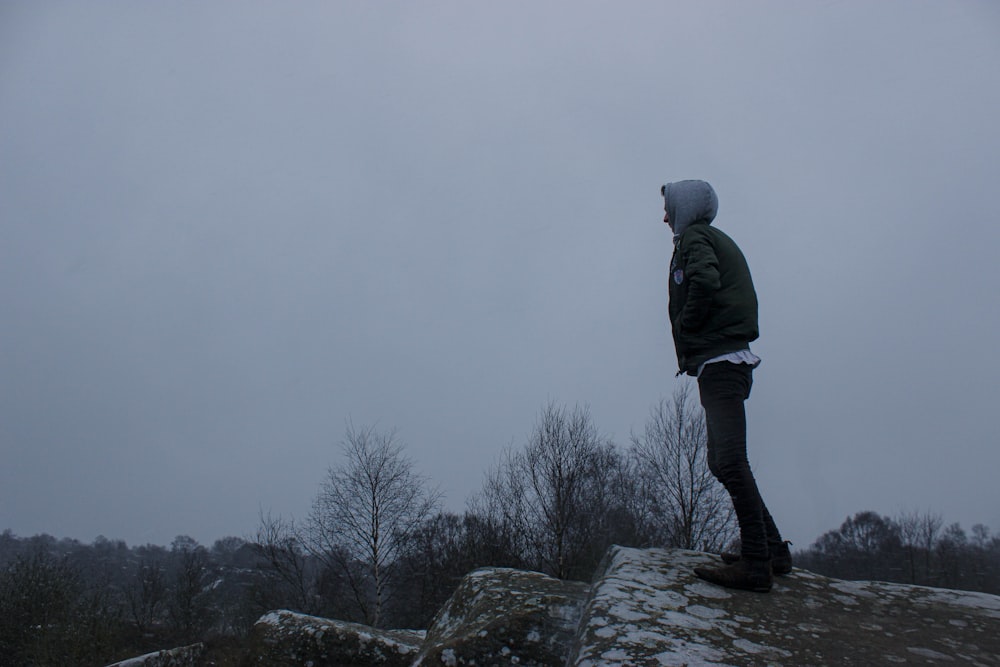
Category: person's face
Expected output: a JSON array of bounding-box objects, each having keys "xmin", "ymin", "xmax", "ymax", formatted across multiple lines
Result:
[{"xmin": 663, "ymin": 202, "xmax": 672, "ymax": 230}]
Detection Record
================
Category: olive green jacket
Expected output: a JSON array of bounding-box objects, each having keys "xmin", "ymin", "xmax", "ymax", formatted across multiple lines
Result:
[{"xmin": 668, "ymin": 222, "xmax": 759, "ymax": 375}]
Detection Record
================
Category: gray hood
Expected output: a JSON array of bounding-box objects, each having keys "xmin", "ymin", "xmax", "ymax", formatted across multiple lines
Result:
[{"xmin": 661, "ymin": 180, "xmax": 719, "ymax": 239}]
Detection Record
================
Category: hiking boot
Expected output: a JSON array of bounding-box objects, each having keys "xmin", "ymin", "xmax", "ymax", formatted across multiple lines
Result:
[
  {"xmin": 720, "ymin": 540, "xmax": 793, "ymax": 575},
  {"xmin": 694, "ymin": 557, "xmax": 773, "ymax": 593}
]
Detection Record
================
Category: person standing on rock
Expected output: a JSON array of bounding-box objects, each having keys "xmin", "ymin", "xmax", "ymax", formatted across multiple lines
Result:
[{"xmin": 661, "ymin": 179, "xmax": 791, "ymax": 593}]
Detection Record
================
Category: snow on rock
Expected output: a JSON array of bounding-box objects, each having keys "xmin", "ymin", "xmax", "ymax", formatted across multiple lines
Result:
[
  {"xmin": 104, "ymin": 643, "xmax": 204, "ymax": 667},
  {"xmin": 251, "ymin": 609, "xmax": 424, "ymax": 666},
  {"xmin": 115, "ymin": 548, "xmax": 1000, "ymax": 665},
  {"xmin": 569, "ymin": 545, "xmax": 1000, "ymax": 666},
  {"xmin": 412, "ymin": 566, "xmax": 589, "ymax": 667}
]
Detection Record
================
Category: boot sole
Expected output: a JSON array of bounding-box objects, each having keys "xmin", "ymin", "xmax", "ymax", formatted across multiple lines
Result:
[{"xmin": 694, "ymin": 567, "xmax": 772, "ymax": 593}]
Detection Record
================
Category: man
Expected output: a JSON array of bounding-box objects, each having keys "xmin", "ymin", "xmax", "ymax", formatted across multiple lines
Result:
[{"xmin": 661, "ymin": 179, "xmax": 790, "ymax": 593}]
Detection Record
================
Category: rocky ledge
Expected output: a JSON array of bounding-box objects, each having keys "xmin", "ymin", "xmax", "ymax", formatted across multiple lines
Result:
[
  {"xmin": 572, "ymin": 547, "xmax": 1000, "ymax": 666},
  {"xmin": 110, "ymin": 546, "xmax": 1000, "ymax": 666}
]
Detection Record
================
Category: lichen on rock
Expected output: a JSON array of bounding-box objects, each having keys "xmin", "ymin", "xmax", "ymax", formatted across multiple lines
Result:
[
  {"xmin": 412, "ymin": 566, "xmax": 589, "ymax": 667},
  {"xmin": 251, "ymin": 609, "xmax": 424, "ymax": 667}
]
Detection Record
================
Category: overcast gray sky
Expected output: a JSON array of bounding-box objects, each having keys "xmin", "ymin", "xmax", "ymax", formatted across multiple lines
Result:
[{"xmin": 2, "ymin": 1, "xmax": 999, "ymax": 550}]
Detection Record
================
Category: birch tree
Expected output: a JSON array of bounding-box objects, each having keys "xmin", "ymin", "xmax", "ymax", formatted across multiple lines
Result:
[{"xmin": 302, "ymin": 423, "xmax": 440, "ymax": 627}]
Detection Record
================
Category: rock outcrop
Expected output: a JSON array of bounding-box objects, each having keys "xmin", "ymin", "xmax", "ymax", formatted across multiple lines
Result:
[
  {"xmin": 571, "ymin": 546, "xmax": 1000, "ymax": 666},
  {"xmin": 109, "ymin": 546, "xmax": 1000, "ymax": 666},
  {"xmin": 105, "ymin": 643, "xmax": 205, "ymax": 667},
  {"xmin": 412, "ymin": 567, "xmax": 589, "ymax": 666},
  {"xmin": 251, "ymin": 610, "xmax": 425, "ymax": 666}
]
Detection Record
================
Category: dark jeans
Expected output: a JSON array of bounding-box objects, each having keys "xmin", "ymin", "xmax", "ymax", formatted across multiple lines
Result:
[{"xmin": 697, "ymin": 361, "xmax": 782, "ymax": 561}]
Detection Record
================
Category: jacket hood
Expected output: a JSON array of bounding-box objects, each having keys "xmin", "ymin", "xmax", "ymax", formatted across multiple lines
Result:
[{"xmin": 661, "ymin": 180, "xmax": 719, "ymax": 239}]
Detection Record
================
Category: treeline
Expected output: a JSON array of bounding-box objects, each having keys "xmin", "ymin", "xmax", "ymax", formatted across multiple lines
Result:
[
  {"xmin": 248, "ymin": 394, "xmax": 735, "ymax": 630},
  {"xmin": 0, "ymin": 532, "xmax": 260, "ymax": 665},
  {"xmin": 794, "ymin": 510, "xmax": 1000, "ymax": 594},
  {"xmin": 2, "ymin": 392, "xmax": 996, "ymax": 664},
  {"xmin": 1, "ymin": 391, "xmax": 731, "ymax": 664}
]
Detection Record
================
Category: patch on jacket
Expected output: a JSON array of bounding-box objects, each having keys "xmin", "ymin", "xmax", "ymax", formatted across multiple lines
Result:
[{"xmin": 673, "ymin": 269, "xmax": 684, "ymax": 285}]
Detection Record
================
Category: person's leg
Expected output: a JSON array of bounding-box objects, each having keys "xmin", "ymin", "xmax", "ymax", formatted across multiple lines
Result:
[
  {"xmin": 698, "ymin": 362, "xmax": 770, "ymax": 561},
  {"xmin": 708, "ymin": 412, "xmax": 784, "ymax": 555},
  {"xmin": 762, "ymin": 507, "xmax": 782, "ymax": 548}
]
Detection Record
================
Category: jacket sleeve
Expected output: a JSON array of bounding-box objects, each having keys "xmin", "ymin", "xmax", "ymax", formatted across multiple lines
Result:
[{"xmin": 680, "ymin": 230, "xmax": 720, "ymax": 331}]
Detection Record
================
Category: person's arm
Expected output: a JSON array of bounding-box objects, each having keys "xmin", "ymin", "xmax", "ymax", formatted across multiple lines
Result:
[{"xmin": 680, "ymin": 231, "xmax": 720, "ymax": 332}]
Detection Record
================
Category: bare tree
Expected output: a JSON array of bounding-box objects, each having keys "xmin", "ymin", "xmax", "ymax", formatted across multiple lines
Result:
[
  {"xmin": 391, "ymin": 512, "xmax": 484, "ymax": 628},
  {"xmin": 934, "ymin": 522, "xmax": 968, "ymax": 587},
  {"xmin": 472, "ymin": 446, "xmax": 533, "ymax": 570},
  {"xmin": 125, "ymin": 549, "xmax": 167, "ymax": 634},
  {"xmin": 250, "ymin": 510, "xmax": 322, "ymax": 616},
  {"xmin": 167, "ymin": 536, "xmax": 212, "ymax": 641},
  {"xmin": 629, "ymin": 384, "xmax": 737, "ymax": 552},
  {"xmin": 302, "ymin": 423, "xmax": 441, "ymax": 627},
  {"xmin": 897, "ymin": 509, "xmax": 943, "ymax": 584},
  {"xmin": 476, "ymin": 402, "xmax": 628, "ymax": 580}
]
